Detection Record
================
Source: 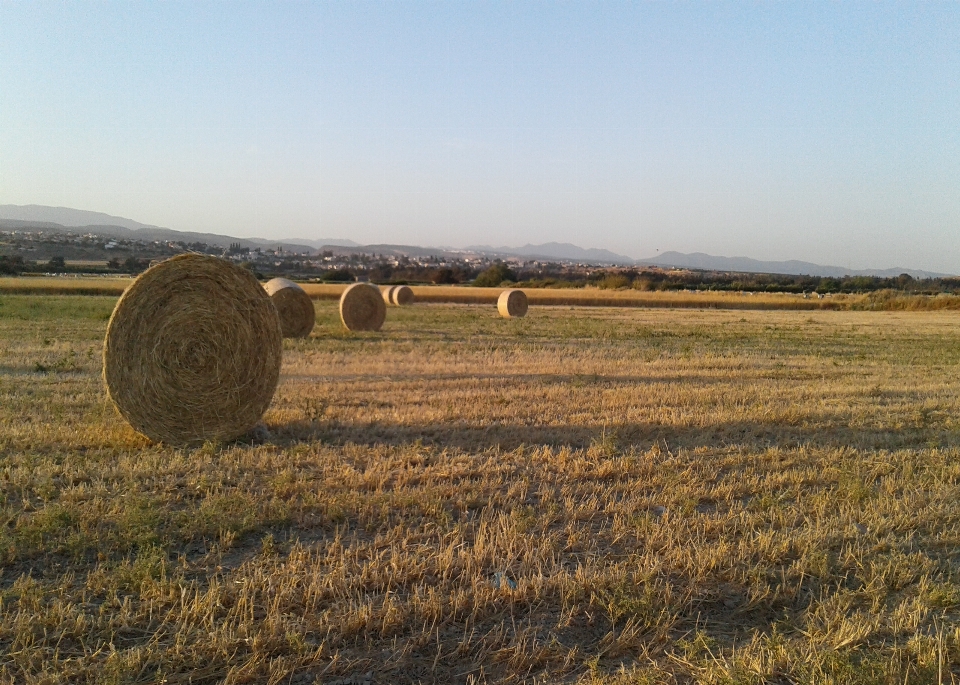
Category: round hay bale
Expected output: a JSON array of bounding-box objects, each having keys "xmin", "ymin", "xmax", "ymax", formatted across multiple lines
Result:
[
  {"xmin": 340, "ymin": 282, "xmax": 386, "ymax": 331},
  {"xmin": 391, "ymin": 285, "xmax": 415, "ymax": 306},
  {"xmin": 103, "ymin": 253, "xmax": 283, "ymax": 446},
  {"xmin": 381, "ymin": 285, "xmax": 398, "ymax": 305},
  {"xmin": 264, "ymin": 277, "xmax": 315, "ymax": 338},
  {"xmin": 498, "ymin": 289, "xmax": 528, "ymax": 318}
]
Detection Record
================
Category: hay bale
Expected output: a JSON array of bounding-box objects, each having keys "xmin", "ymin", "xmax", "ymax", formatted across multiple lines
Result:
[
  {"xmin": 340, "ymin": 282, "xmax": 386, "ymax": 331},
  {"xmin": 498, "ymin": 289, "xmax": 528, "ymax": 318},
  {"xmin": 381, "ymin": 285, "xmax": 398, "ymax": 305},
  {"xmin": 264, "ymin": 277, "xmax": 315, "ymax": 338},
  {"xmin": 103, "ymin": 254, "xmax": 283, "ymax": 445},
  {"xmin": 391, "ymin": 285, "xmax": 414, "ymax": 306}
]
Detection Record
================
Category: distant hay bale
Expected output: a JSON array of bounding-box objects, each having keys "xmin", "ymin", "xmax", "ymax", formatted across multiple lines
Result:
[
  {"xmin": 391, "ymin": 285, "xmax": 414, "ymax": 306},
  {"xmin": 340, "ymin": 282, "xmax": 386, "ymax": 331},
  {"xmin": 498, "ymin": 289, "xmax": 528, "ymax": 318},
  {"xmin": 264, "ymin": 277, "xmax": 315, "ymax": 338},
  {"xmin": 381, "ymin": 285, "xmax": 398, "ymax": 305},
  {"xmin": 103, "ymin": 254, "xmax": 283, "ymax": 446}
]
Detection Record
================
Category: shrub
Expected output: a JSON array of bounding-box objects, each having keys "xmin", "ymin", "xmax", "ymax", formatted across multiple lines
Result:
[
  {"xmin": 240, "ymin": 262, "xmax": 264, "ymax": 279},
  {"xmin": 0, "ymin": 255, "xmax": 24, "ymax": 275},
  {"xmin": 633, "ymin": 277, "xmax": 654, "ymax": 291},
  {"xmin": 598, "ymin": 274, "xmax": 631, "ymax": 290},
  {"xmin": 430, "ymin": 268, "xmax": 459, "ymax": 284},
  {"xmin": 321, "ymin": 268, "xmax": 355, "ymax": 282},
  {"xmin": 124, "ymin": 256, "xmax": 150, "ymax": 274},
  {"xmin": 473, "ymin": 263, "xmax": 516, "ymax": 287}
]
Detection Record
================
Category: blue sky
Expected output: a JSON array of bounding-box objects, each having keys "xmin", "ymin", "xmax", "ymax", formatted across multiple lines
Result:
[{"xmin": 2, "ymin": 2, "xmax": 959, "ymax": 271}]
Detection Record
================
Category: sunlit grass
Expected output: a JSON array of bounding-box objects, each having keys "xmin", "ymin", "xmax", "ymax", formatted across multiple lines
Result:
[{"xmin": 2, "ymin": 297, "xmax": 960, "ymax": 682}]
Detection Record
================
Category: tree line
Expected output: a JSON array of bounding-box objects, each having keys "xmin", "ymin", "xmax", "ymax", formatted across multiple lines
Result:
[{"xmin": 3, "ymin": 252, "xmax": 958, "ymax": 295}]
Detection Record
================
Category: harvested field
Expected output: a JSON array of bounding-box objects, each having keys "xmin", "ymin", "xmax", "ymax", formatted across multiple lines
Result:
[
  {"xmin": 0, "ymin": 276, "xmax": 131, "ymax": 296},
  {"xmin": 301, "ymin": 284, "xmax": 847, "ymax": 309},
  {"xmin": 2, "ymin": 296, "xmax": 960, "ymax": 682},
  {"xmin": 5, "ymin": 277, "xmax": 960, "ymax": 311}
]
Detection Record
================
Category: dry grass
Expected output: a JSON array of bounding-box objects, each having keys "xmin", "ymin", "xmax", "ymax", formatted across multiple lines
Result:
[
  {"xmin": 2, "ymin": 296, "xmax": 960, "ymax": 683},
  {"xmin": 0, "ymin": 276, "xmax": 131, "ymax": 296},
  {"xmin": 301, "ymin": 284, "xmax": 845, "ymax": 309},
  {"xmin": 203, "ymin": 282, "xmax": 960, "ymax": 311},
  {"xmin": 7, "ymin": 278, "xmax": 960, "ymax": 311}
]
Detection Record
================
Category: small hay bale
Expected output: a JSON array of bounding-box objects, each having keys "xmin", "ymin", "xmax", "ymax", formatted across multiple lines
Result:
[
  {"xmin": 103, "ymin": 253, "xmax": 283, "ymax": 445},
  {"xmin": 391, "ymin": 285, "xmax": 414, "ymax": 306},
  {"xmin": 264, "ymin": 277, "xmax": 315, "ymax": 338},
  {"xmin": 381, "ymin": 285, "xmax": 398, "ymax": 305},
  {"xmin": 498, "ymin": 289, "xmax": 528, "ymax": 318},
  {"xmin": 340, "ymin": 282, "xmax": 386, "ymax": 331}
]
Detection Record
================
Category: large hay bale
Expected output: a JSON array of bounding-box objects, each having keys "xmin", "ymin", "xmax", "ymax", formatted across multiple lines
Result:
[
  {"xmin": 391, "ymin": 285, "xmax": 414, "ymax": 306},
  {"xmin": 103, "ymin": 254, "xmax": 283, "ymax": 445},
  {"xmin": 340, "ymin": 282, "xmax": 386, "ymax": 331},
  {"xmin": 264, "ymin": 277, "xmax": 315, "ymax": 338},
  {"xmin": 498, "ymin": 288, "xmax": 528, "ymax": 318},
  {"xmin": 381, "ymin": 285, "xmax": 397, "ymax": 305}
]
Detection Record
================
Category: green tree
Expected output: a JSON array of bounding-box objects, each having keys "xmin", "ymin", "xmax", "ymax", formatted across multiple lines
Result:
[
  {"xmin": 124, "ymin": 256, "xmax": 148, "ymax": 274},
  {"xmin": 0, "ymin": 255, "xmax": 24, "ymax": 275},
  {"xmin": 321, "ymin": 268, "xmax": 355, "ymax": 282},
  {"xmin": 473, "ymin": 262, "xmax": 516, "ymax": 287},
  {"xmin": 431, "ymin": 268, "xmax": 458, "ymax": 284}
]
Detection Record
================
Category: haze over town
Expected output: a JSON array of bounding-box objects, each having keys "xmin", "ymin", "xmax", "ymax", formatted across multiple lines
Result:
[{"xmin": 2, "ymin": 3, "xmax": 959, "ymax": 273}]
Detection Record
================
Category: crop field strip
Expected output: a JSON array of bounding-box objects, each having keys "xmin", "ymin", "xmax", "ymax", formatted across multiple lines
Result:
[
  {"xmin": 6, "ymin": 276, "xmax": 960, "ymax": 312},
  {"xmin": 2, "ymin": 296, "xmax": 960, "ymax": 682}
]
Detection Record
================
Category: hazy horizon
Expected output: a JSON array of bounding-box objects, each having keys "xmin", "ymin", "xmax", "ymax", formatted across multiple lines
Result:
[{"xmin": 3, "ymin": 3, "xmax": 960, "ymax": 273}]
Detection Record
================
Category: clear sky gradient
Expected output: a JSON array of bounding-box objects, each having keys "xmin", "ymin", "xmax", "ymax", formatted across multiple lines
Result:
[{"xmin": 2, "ymin": 2, "xmax": 959, "ymax": 272}]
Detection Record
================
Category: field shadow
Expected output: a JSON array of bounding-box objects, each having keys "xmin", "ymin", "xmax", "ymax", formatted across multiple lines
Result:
[
  {"xmin": 272, "ymin": 416, "xmax": 960, "ymax": 453},
  {"xmin": 281, "ymin": 371, "xmax": 738, "ymax": 386}
]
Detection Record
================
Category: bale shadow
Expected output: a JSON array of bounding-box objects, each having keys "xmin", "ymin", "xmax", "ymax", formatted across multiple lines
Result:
[
  {"xmin": 281, "ymin": 371, "xmax": 737, "ymax": 387},
  {"xmin": 272, "ymin": 416, "xmax": 960, "ymax": 453}
]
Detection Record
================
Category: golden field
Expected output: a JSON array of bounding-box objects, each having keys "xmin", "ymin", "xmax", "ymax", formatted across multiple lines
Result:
[
  {"xmin": 2, "ymin": 296, "xmax": 960, "ymax": 683},
  {"xmin": 4, "ymin": 276, "xmax": 960, "ymax": 311}
]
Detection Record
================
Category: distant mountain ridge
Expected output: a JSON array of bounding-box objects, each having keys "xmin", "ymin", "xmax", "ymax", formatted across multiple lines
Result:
[
  {"xmin": 0, "ymin": 205, "xmax": 358, "ymax": 252},
  {"xmin": 637, "ymin": 251, "xmax": 953, "ymax": 279},
  {"xmin": 0, "ymin": 204, "xmax": 158, "ymax": 231},
  {"xmin": 467, "ymin": 242, "xmax": 635, "ymax": 264},
  {"xmin": 2, "ymin": 204, "xmax": 952, "ymax": 278}
]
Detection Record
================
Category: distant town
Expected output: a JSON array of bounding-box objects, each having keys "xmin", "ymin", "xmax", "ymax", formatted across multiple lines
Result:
[
  {"xmin": 2, "ymin": 226, "xmax": 959, "ymax": 296},
  {"xmin": 0, "ymin": 226, "xmax": 590, "ymax": 285}
]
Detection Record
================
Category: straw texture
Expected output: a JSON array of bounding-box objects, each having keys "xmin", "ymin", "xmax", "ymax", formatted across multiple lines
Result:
[
  {"xmin": 498, "ymin": 289, "xmax": 528, "ymax": 318},
  {"xmin": 381, "ymin": 285, "xmax": 397, "ymax": 305},
  {"xmin": 340, "ymin": 282, "xmax": 386, "ymax": 331},
  {"xmin": 103, "ymin": 254, "xmax": 283, "ymax": 445},
  {"xmin": 391, "ymin": 285, "xmax": 415, "ymax": 306},
  {"xmin": 264, "ymin": 277, "xmax": 315, "ymax": 338}
]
